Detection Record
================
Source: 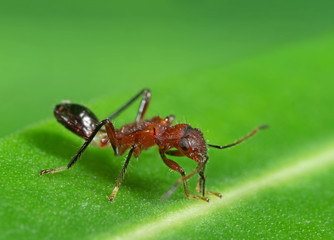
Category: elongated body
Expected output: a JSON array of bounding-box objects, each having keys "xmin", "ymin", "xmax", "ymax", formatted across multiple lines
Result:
[{"xmin": 40, "ymin": 89, "xmax": 266, "ymax": 202}]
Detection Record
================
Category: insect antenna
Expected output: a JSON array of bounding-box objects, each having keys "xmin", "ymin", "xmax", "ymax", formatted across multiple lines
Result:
[{"xmin": 208, "ymin": 125, "xmax": 268, "ymax": 149}]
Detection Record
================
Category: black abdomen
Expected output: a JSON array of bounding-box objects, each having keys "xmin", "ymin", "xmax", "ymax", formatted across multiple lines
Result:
[{"xmin": 54, "ymin": 103, "xmax": 99, "ymax": 139}]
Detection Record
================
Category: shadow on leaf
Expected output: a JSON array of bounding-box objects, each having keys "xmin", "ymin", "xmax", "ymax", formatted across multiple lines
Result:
[{"xmin": 21, "ymin": 127, "xmax": 174, "ymax": 201}]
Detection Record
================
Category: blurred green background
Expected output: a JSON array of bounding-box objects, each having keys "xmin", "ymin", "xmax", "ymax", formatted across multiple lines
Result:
[{"xmin": 1, "ymin": 0, "xmax": 333, "ymax": 137}]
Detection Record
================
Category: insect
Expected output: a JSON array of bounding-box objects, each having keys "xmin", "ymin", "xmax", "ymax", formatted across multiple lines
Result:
[{"xmin": 40, "ymin": 89, "xmax": 267, "ymax": 202}]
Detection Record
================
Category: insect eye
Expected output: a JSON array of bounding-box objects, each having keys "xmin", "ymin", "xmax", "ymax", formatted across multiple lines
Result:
[{"xmin": 179, "ymin": 138, "xmax": 190, "ymax": 151}]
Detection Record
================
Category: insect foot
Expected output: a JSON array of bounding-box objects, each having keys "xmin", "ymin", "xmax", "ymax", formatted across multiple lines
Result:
[
  {"xmin": 108, "ymin": 186, "xmax": 120, "ymax": 202},
  {"xmin": 39, "ymin": 169, "xmax": 53, "ymax": 175},
  {"xmin": 39, "ymin": 166, "xmax": 67, "ymax": 176},
  {"xmin": 188, "ymin": 194, "xmax": 210, "ymax": 203}
]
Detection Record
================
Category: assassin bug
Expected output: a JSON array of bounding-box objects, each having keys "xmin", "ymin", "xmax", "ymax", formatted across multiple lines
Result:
[{"xmin": 40, "ymin": 89, "xmax": 267, "ymax": 202}]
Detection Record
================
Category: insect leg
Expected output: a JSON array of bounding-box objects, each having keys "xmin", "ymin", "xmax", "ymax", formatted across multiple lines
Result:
[
  {"xmin": 162, "ymin": 156, "xmax": 209, "ymax": 201},
  {"xmin": 165, "ymin": 149, "xmax": 185, "ymax": 156},
  {"xmin": 164, "ymin": 149, "xmax": 220, "ymax": 198},
  {"xmin": 40, "ymin": 119, "xmax": 119, "ymax": 175},
  {"xmin": 135, "ymin": 88, "xmax": 151, "ymax": 122},
  {"xmin": 196, "ymin": 165, "xmax": 206, "ymax": 196},
  {"xmin": 196, "ymin": 166, "xmax": 222, "ymax": 198},
  {"xmin": 165, "ymin": 149, "xmax": 220, "ymax": 198},
  {"xmin": 107, "ymin": 88, "xmax": 151, "ymax": 122},
  {"xmin": 159, "ymin": 150, "xmax": 209, "ymax": 202},
  {"xmin": 109, "ymin": 145, "xmax": 135, "ymax": 202}
]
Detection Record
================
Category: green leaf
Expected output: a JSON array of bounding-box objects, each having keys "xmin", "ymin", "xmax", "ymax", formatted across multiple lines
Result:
[
  {"xmin": 1, "ymin": 1, "xmax": 334, "ymax": 239},
  {"xmin": 113, "ymin": 145, "xmax": 334, "ymax": 240},
  {"xmin": 1, "ymin": 33, "xmax": 334, "ymax": 239}
]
